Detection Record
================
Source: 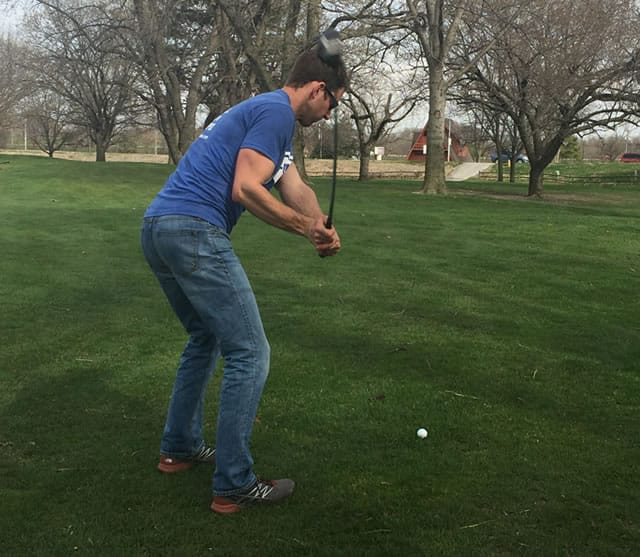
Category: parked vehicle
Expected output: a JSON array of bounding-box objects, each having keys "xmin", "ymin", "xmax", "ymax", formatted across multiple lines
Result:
[
  {"xmin": 619, "ymin": 153, "xmax": 640, "ymax": 163},
  {"xmin": 490, "ymin": 151, "xmax": 529, "ymax": 163}
]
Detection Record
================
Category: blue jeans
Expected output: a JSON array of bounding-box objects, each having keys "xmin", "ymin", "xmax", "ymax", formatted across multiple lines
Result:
[{"xmin": 141, "ymin": 216, "xmax": 270, "ymax": 496}]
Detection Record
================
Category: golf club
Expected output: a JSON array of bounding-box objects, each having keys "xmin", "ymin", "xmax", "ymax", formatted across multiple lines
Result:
[
  {"xmin": 317, "ymin": 28, "xmax": 342, "ymax": 230},
  {"xmin": 325, "ymin": 109, "xmax": 338, "ymax": 229}
]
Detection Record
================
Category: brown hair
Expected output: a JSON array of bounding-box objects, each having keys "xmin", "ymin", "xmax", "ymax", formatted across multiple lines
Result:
[{"xmin": 285, "ymin": 46, "xmax": 348, "ymax": 93}]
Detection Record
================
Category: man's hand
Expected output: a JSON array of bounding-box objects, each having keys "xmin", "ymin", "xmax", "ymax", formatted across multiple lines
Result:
[{"xmin": 306, "ymin": 216, "xmax": 341, "ymax": 257}]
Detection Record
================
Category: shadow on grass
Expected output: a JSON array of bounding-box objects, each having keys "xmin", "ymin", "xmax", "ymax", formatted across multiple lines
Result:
[{"xmin": 0, "ymin": 367, "xmax": 217, "ymax": 554}]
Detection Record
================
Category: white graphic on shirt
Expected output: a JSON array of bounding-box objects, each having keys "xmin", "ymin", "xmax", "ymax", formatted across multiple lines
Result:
[{"xmin": 271, "ymin": 150, "xmax": 293, "ymax": 184}]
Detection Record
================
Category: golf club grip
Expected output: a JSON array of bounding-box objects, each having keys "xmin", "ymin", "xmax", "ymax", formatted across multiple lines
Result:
[{"xmin": 325, "ymin": 166, "xmax": 335, "ymax": 229}]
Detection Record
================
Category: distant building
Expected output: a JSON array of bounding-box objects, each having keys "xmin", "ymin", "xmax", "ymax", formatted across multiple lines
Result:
[{"xmin": 407, "ymin": 120, "xmax": 472, "ymax": 162}]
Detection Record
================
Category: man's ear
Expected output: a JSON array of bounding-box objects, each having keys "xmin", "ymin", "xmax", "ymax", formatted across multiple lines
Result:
[{"xmin": 309, "ymin": 81, "xmax": 324, "ymax": 101}]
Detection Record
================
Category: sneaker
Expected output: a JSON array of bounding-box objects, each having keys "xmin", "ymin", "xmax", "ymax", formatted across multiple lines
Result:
[
  {"xmin": 210, "ymin": 478, "xmax": 295, "ymax": 514},
  {"xmin": 157, "ymin": 445, "xmax": 216, "ymax": 473}
]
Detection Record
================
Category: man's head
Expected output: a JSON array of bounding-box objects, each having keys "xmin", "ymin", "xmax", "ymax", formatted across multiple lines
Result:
[{"xmin": 284, "ymin": 32, "xmax": 348, "ymax": 126}]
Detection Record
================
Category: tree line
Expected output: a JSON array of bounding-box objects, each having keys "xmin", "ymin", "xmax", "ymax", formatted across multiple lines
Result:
[{"xmin": 1, "ymin": 0, "xmax": 639, "ymax": 197}]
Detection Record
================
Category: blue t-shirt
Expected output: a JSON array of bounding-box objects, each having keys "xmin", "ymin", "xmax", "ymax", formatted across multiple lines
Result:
[{"xmin": 144, "ymin": 89, "xmax": 295, "ymax": 232}]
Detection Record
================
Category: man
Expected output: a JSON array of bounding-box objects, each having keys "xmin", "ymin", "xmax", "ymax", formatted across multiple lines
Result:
[{"xmin": 141, "ymin": 39, "xmax": 348, "ymax": 514}]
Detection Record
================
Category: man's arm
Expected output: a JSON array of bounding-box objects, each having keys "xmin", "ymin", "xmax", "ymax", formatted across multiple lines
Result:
[
  {"xmin": 232, "ymin": 148, "xmax": 340, "ymax": 255},
  {"xmin": 275, "ymin": 162, "xmax": 325, "ymax": 220}
]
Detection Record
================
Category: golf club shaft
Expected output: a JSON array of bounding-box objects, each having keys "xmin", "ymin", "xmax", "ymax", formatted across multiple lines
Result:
[{"xmin": 325, "ymin": 110, "xmax": 338, "ymax": 229}]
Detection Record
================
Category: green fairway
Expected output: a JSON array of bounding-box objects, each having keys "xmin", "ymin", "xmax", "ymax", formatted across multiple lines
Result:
[{"xmin": 1, "ymin": 155, "xmax": 638, "ymax": 556}]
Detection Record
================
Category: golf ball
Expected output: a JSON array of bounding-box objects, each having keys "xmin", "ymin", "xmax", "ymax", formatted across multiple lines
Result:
[{"xmin": 417, "ymin": 428, "xmax": 428, "ymax": 439}]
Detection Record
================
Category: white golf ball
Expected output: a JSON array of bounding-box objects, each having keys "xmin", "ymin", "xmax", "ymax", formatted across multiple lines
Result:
[{"xmin": 417, "ymin": 428, "xmax": 428, "ymax": 439}]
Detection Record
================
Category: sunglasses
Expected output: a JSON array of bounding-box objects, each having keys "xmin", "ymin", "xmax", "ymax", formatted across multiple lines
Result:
[{"xmin": 324, "ymin": 86, "xmax": 338, "ymax": 110}]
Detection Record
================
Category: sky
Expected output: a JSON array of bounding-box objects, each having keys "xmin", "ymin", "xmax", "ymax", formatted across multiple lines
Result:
[{"xmin": 0, "ymin": 2, "xmax": 26, "ymax": 35}]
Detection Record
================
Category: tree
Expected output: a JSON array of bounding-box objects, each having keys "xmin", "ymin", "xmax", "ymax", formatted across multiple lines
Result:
[
  {"xmin": 460, "ymin": 0, "xmax": 640, "ymax": 197},
  {"xmin": 406, "ymin": 0, "xmax": 464, "ymax": 194},
  {"xmin": 455, "ymin": 109, "xmax": 492, "ymax": 162},
  {"xmin": 213, "ymin": 0, "xmax": 325, "ymax": 181},
  {"xmin": 331, "ymin": 0, "xmax": 511, "ymax": 194},
  {"xmin": 582, "ymin": 133, "xmax": 627, "ymax": 161},
  {"xmin": 342, "ymin": 36, "xmax": 422, "ymax": 180},
  {"xmin": 27, "ymin": 1, "xmax": 139, "ymax": 161},
  {"xmin": 559, "ymin": 136, "xmax": 581, "ymax": 161},
  {"xmin": 22, "ymin": 91, "xmax": 73, "ymax": 157},
  {"xmin": 0, "ymin": 35, "xmax": 27, "ymax": 126},
  {"xmin": 405, "ymin": 0, "xmax": 512, "ymax": 194},
  {"xmin": 123, "ymin": 0, "xmax": 233, "ymax": 164},
  {"xmin": 490, "ymin": 114, "xmax": 523, "ymax": 183},
  {"xmin": 119, "ymin": 0, "xmax": 324, "ymax": 167}
]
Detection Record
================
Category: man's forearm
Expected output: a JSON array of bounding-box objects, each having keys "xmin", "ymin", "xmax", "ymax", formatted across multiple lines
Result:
[
  {"xmin": 234, "ymin": 179, "xmax": 313, "ymax": 236},
  {"xmin": 280, "ymin": 182, "xmax": 324, "ymax": 219}
]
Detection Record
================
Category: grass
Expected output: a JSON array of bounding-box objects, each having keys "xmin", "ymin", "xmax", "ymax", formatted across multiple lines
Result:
[
  {"xmin": 480, "ymin": 159, "xmax": 640, "ymax": 185},
  {"xmin": 1, "ymin": 155, "xmax": 639, "ymax": 556}
]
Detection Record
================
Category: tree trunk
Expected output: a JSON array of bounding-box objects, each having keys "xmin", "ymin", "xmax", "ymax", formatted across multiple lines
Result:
[
  {"xmin": 528, "ymin": 164, "xmax": 544, "ymax": 197},
  {"xmin": 509, "ymin": 159, "xmax": 516, "ymax": 182},
  {"xmin": 421, "ymin": 72, "xmax": 447, "ymax": 194},
  {"xmin": 306, "ymin": 0, "xmax": 320, "ymax": 35},
  {"xmin": 161, "ymin": 125, "xmax": 181, "ymax": 166},
  {"xmin": 495, "ymin": 125, "xmax": 504, "ymax": 182},
  {"xmin": 95, "ymin": 135, "xmax": 107, "ymax": 162},
  {"xmin": 300, "ymin": 0, "xmax": 321, "ymax": 183},
  {"xmin": 178, "ymin": 123, "xmax": 196, "ymax": 157},
  {"xmin": 293, "ymin": 124, "xmax": 308, "ymax": 183},
  {"xmin": 358, "ymin": 146, "xmax": 370, "ymax": 181}
]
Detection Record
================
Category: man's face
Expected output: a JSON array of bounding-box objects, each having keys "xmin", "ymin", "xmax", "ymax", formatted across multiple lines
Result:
[{"xmin": 299, "ymin": 84, "xmax": 345, "ymax": 127}]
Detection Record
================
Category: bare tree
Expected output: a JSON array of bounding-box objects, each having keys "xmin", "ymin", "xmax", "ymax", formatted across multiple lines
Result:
[
  {"xmin": 582, "ymin": 133, "xmax": 628, "ymax": 161},
  {"xmin": 405, "ymin": 0, "xmax": 519, "ymax": 194},
  {"xmin": 0, "ymin": 35, "xmax": 27, "ymax": 126},
  {"xmin": 22, "ymin": 90, "xmax": 73, "ymax": 157},
  {"xmin": 330, "ymin": 0, "xmax": 513, "ymax": 194},
  {"xmin": 213, "ymin": 0, "xmax": 324, "ymax": 181},
  {"xmin": 460, "ymin": 0, "xmax": 640, "ymax": 197},
  {"xmin": 29, "ymin": 1, "xmax": 253, "ymax": 165},
  {"xmin": 26, "ymin": 1, "xmax": 139, "ymax": 161},
  {"xmin": 405, "ymin": 0, "xmax": 465, "ymax": 194},
  {"xmin": 481, "ymin": 112, "xmax": 522, "ymax": 183},
  {"xmin": 125, "ymin": 0, "xmax": 225, "ymax": 164},
  {"xmin": 452, "ymin": 30, "xmax": 531, "ymax": 182},
  {"xmin": 23, "ymin": 0, "xmax": 340, "ymax": 169},
  {"xmin": 347, "ymin": 90, "xmax": 419, "ymax": 180},
  {"xmin": 454, "ymin": 108, "xmax": 492, "ymax": 162},
  {"xmin": 342, "ymin": 36, "xmax": 422, "ymax": 180}
]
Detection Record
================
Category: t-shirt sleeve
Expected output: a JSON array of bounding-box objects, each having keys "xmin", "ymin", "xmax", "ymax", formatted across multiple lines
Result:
[{"xmin": 240, "ymin": 103, "xmax": 294, "ymax": 166}]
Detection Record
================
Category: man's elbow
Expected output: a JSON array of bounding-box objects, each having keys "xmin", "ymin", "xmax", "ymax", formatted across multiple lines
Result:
[{"xmin": 231, "ymin": 182, "xmax": 246, "ymax": 204}]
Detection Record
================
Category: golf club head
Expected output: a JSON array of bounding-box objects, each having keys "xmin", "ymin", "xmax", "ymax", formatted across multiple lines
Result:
[{"xmin": 318, "ymin": 28, "xmax": 342, "ymax": 66}]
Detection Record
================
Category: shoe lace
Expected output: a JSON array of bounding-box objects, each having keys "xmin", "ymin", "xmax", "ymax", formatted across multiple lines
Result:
[
  {"xmin": 249, "ymin": 479, "xmax": 275, "ymax": 499},
  {"xmin": 195, "ymin": 445, "xmax": 216, "ymax": 460}
]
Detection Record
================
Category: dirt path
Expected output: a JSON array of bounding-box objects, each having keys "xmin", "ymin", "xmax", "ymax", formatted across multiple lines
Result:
[
  {"xmin": 1, "ymin": 149, "xmax": 425, "ymax": 177},
  {"xmin": 3, "ymin": 149, "xmax": 628, "ymax": 206}
]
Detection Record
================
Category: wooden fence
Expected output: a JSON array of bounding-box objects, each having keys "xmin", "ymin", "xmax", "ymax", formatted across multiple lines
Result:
[{"xmin": 478, "ymin": 170, "xmax": 640, "ymax": 185}]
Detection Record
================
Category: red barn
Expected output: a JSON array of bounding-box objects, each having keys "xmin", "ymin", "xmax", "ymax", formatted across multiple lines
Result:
[{"xmin": 407, "ymin": 120, "xmax": 472, "ymax": 162}]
